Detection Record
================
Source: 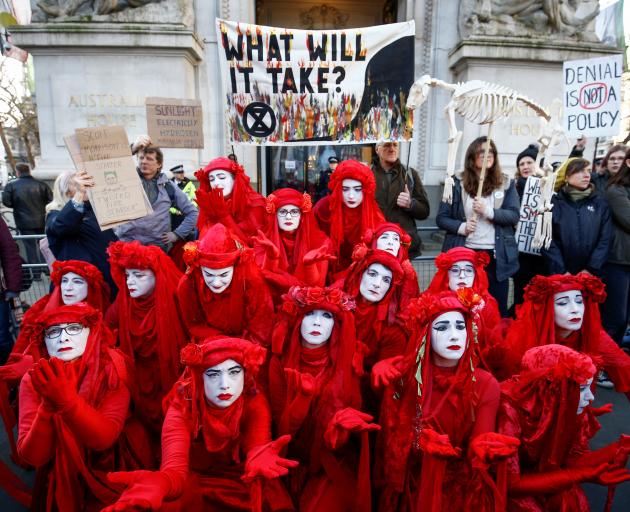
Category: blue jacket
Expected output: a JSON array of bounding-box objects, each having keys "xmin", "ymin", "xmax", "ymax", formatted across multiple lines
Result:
[
  {"xmin": 436, "ymin": 177, "xmax": 520, "ymax": 281},
  {"xmin": 542, "ymin": 187, "xmax": 612, "ymax": 276}
]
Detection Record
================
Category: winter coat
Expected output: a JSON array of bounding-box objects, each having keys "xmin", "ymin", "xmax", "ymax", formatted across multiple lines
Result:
[
  {"xmin": 2, "ymin": 175, "xmax": 52, "ymax": 231},
  {"xmin": 604, "ymin": 183, "xmax": 630, "ymax": 266},
  {"xmin": 542, "ymin": 187, "xmax": 612, "ymax": 276},
  {"xmin": 0, "ymin": 217, "xmax": 22, "ymax": 294}
]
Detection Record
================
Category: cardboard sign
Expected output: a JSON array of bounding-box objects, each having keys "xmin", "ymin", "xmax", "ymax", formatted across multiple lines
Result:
[
  {"xmin": 563, "ymin": 54, "xmax": 622, "ymax": 137},
  {"xmin": 74, "ymin": 125, "xmax": 152, "ymax": 230},
  {"xmin": 146, "ymin": 97, "xmax": 204, "ymax": 148},
  {"xmin": 216, "ymin": 19, "xmax": 415, "ymax": 145},
  {"xmin": 516, "ymin": 176, "xmax": 541, "ymax": 255},
  {"xmin": 63, "ymin": 134, "xmax": 85, "ymax": 171}
]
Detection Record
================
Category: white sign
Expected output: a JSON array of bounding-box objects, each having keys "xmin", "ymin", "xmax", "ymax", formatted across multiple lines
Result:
[
  {"xmin": 516, "ymin": 176, "xmax": 542, "ymax": 255},
  {"xmin": 563, "ymin": 54, "xmax": 622, "ymax": 137}
]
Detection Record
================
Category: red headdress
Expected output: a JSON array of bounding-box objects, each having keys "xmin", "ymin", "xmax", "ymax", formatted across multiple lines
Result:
[
  {"xmin": 502, "ymin": 273, "xmax": 606, "ymax": 375},
  {"xmin": 362, "ymin": 222, "xmax": 412, "ymax": 262},
  {"xmin": 427, "ymin": 247, "xmax": 491, "ymax": 294},
  {"xmin": 501, "ymin": 344, "xmax": 596, "ymax": 472},
  {"xmin": 165, "ymin": 337, "xmax": 266, "ymax": 459},
  {"xmin": 377, "ymin": 289, "xmax": 484, "ymax": 493},
  {"xmin": 178, "ymin": 224, "xmax": 273, "ymax": 345},
  {"xmin": 107, "ymin": 241, "xmax": 187, "ymax": 395}
]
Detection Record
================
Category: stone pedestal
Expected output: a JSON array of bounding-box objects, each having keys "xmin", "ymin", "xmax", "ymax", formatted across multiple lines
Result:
[
  {"xmin": 10, "ymin": 22, "xmax": 204, "ymax": 179},
  {"xmin": 448, "ymin": 36, "xmax": 621, "ymax": 168}
]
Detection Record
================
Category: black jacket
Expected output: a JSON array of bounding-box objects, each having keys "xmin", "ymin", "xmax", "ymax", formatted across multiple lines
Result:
[
  {"xmin": 542, "ymin": 187, "xmax": 612, "ymax": 276},
  {"xmin": 2, "ymin": 175, "xmax": 52, "ymax": 231}
]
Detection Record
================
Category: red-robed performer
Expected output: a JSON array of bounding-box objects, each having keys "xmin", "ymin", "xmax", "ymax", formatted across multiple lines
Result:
[
  {"xmin": 17, "ymin": 303, "xmax": 144, "ymax": 511},
  {"xmin": 376, "ymin": 290, "xmax": 513, "ymax": 512},
  {"xmin": 313, "ymin": 160, "xmax": 385, "ymax": 274},
  {"xmin": 178, "ymin": 223, "xmax": 274, "ymax": 346},
  {"xmin": 268, "ymin": 286, "xmax": 379, "ymax": 512},
  {"xmin": 499, "ymin": 344, "xmax": 630, "ymax": 511},
  {"xmin": 494, "ymin": 273, "xmax": 630, "ymax": 398},
  {"xmin": 102, "ymin": 337, "xmax": 297, "ymax": 512},
  {"xmin": 106, "ymin": 241, "xmax": 188, "ymax": 437},
  {"xmin": 195, "ymin": 157, "xmax": 268, "ymax": 241},
  {"xmin": 252, "ymin": 188, "xmax": 333, "ymax": 302}
]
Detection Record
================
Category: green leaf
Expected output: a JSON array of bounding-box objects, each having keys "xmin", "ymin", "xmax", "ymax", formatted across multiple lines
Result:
[{"xmin": 0, "ymin": 12, "xmax": 18, "ymax": 28}]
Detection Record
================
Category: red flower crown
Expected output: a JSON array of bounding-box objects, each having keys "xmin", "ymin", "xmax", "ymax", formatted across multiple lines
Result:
[
  {"xmin": 435, "ymin": 250, "xmax": 490, "ymax": 271},
  {"xmin": 281, "ymin": 286, "xmax": 355, "ymax": 316},
  {"xmin": 328, "ymin": 160, "xmax": 376, "ymax": 195},
  {"xmin": 524, "ymin": 273, "xmax": 606, "ymax": 304},
  {"xmin": 405, "ymin": 289, "xmax": 483, "ymax": 329},
  {"xmin": 265, "ymin": 192, "xmax": 312, "ymax": 214}
]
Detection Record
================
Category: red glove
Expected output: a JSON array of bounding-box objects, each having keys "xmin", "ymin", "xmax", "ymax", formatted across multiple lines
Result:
[
  {"xmin": 511, "ymin": 463, "xmax": 612, "ymax": 495},
  {"xmin": 262, "ymin": 270, "xmax": 300, "ymax": 290},
  {"xmin": 0, "ymin": 354, "xmax": 34, "ymax": 383},
  {"xmin": 242, "ymin": 435, "xmax": 299, "ymax": 483},
  {"xmin": 418, "ymin": 428, "xmax": 461, "ymax": 459},
  {"xmin": 469, "ymin": 432, "xmax": 520, "ymax": 464},
  {"xmin": 303, "ymin": 246, "xmax": 337, "ymax": 266},
  {"xmin": 278, "ymin": 369, "xmax": 316, "ymax": 435},
  {"xmin": 28, "ymin": 358, "xmax": 79, "ymax": 411},
  {"xmin": 252, "ymin": 230, "xmax": 280, "ymax": 261},
  {"xmin": 284, "ymin": 368, "xmax": 316, "ymax": 398},
  {"xmin": 590, "ymin": 403, "xmax": 613, "ymax": 416},
  {"xmin": 325, "ymin": 408, "xmax": 380, "ymax": 450},
  {"xmin": 371, "ymin": 356, "xmax": 404, "ymax": 390},
  {"xmin": 196, "ymin": 188, "xmax": 229, "ymax": 222},
  {"xmin": 103, "ymin": 470, "xmax": 172, "ymax": 511}
]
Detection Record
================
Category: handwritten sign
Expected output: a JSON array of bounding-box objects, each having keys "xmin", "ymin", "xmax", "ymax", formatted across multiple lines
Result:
[
  {"xmin": 146, "ymin": 97, "xmax": 204, "ymax": 148},
  {"xmin": 563, "ymin": 54, "xmax": 622, "ymax": 137},
  {"xmin": 516, "ymin": 176, "xmax": 542, "ymax": 255},
  {"xmin": 74, "ymin": 125, "xmax": 152, "ymax": 230}
]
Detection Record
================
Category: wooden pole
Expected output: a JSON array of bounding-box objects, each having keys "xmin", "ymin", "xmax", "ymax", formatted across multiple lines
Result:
[{"xmin": 471, "ymin": 123, "xmax": 494, "ymax": 222}]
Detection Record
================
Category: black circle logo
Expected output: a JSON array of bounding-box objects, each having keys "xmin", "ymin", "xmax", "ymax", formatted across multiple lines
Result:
[{"xmin": 243, "ymin": 102, "xmax": 277, "ymax": 138}]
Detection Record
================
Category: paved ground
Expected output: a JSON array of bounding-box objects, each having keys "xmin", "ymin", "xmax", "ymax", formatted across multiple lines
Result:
[{"xmin": 0, "ymin": 386, "xmax": 628, "ymax": 510}]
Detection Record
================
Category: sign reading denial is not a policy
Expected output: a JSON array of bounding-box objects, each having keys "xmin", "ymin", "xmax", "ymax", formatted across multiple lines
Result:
[
  {"xmin": 146, "ymin": 97, "xmax": 204, "ymax": 148},
  {"xmin": 563, "ymin": 54, "xmax": 622, "ymax": 138}
]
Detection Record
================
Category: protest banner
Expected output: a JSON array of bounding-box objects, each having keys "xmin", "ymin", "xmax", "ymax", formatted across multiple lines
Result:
[
  {"xmin": 563, "ymin": 54, "xmax": 622, "ymax": 137},
  {"xmin": 516, "ymin": 176, "xmax": 542, "ymax": 255},
  {"xmin": 145, "ymin": 97, "xmax": 204, "ymax": 148},
  {"xmin": 215, "ymin": 19, "xmax": 415, "ymax": 145},
  {"xmin": 75, "ymin": 125, "xmax": 152, "ymax": 229},
  {"xmin": 63, "ymin": 134, "xmax": 85, "ymax": 171}
]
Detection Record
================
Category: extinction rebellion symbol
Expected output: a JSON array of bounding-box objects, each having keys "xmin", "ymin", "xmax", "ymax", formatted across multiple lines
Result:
[{"xmin": 242, "ymin": 102, "xmax": 277, "ymax": 138}]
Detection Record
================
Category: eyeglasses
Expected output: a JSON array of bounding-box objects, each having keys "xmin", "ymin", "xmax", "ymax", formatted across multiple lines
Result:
[
  {"xmin": 44, "ymin": 323, "xmax": 84, "ymax": 339},
  {"xmin": 277, "ymin": 208, "xmax": 301, "ymax": 218},
  {"xmin": 448, "ymin": 266, "xmax": 474, "ymax": 277}
]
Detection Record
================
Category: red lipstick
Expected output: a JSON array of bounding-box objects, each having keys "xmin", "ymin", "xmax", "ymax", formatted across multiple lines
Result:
[{"xmin": 217, "ymin": 393, "xmax": 233, "ymax": 400}]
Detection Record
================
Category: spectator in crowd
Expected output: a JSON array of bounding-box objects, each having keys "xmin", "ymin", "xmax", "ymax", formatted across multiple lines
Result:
[
  {"xmin": 0, "ymin": 216, "xmax": 22, "ymax": 364},
  {"xmin": 315, "ymin": 155, "xmax": 338, "ymax": 202},
  {"xmin": 115, "ymin": 145, "xmax": 198, "ymax": 251},
  {"xmin": 592, "ymin": 144, "xmax": 627, "ymax": 192},
  {"xmin": 436, "ymin": 136, "xmax": 520, "ymax": 316},
  {"xmin": 569, "ymin": 134, "xmax": 588, "ymax": 158},
  {"xmin": 169, "ymin": 164, "xmax": 197, "ymax": 233},
  {"xmin": 542, "ymin": 158, "xmax": 612, "ymax": 277},
  {"xmin": 371, "ymin": 141, "xmax": 430, "ymax": 258},
  {"xmin": 45, "ymin": 170, "xmax": 118, "ymax": 295},
  {"xmin": 2, "ymin": 163, "xmax": 52, "ymax": 280},
  {"xmin": 601, "ymin": 148, "xmax": 630, "ymax": 349}
]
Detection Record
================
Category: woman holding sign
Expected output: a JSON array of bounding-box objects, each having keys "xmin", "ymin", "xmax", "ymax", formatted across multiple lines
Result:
[{"xmin": 436, "ymin": 137, "xmax": 520, "ymax": 316}]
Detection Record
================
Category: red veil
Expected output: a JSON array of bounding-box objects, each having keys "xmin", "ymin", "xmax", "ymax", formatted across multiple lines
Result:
[
  {"xmin": 195, "ymin": 157, "xmax": 268, "ymax": 241},
  {"xmin": 178, "ymin": 223, "xmax": 274, "ymax": 346},
  {"xmin": 313, "ymin": 160, "xmax": 385, "ymax": 274},
  {"xmin": 255, "ymin": 188, "xmax": 331, "ymax": 295},
  {"xmin": 106, "ymin": 241, "xmax": 188, "ymax": 433}
]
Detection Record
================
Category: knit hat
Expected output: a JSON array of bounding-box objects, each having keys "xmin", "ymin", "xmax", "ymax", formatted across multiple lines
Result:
[{"xmin": 516, "ymin": 144, "xmax": 539, "ymax": 167}]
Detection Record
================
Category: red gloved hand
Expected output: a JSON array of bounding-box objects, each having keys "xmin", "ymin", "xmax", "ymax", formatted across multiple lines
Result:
[
  {"xmin": 252, "ymin": 230, "xmax": 280, "ymax": 260},
  {"xmin": 303, "ymin": 246, "xmax": 337, "ymax": 266},
  {"xmin": 371, "ymin": 356, "xmax": 404, "ymax": 389},
  {"xmin": 325, "ymin": 408, "xmax": 380, "ymax": 450},
  {"xmin": 262, "ymin": 270, "xmax": 300, "ymax": 290},
  {"xmin": 242, "ymin": 435, "xmax": 299, "ymax": 483},
  {"xmin": 196, "ymin": 188, "xmax": 229, "ymax": 222},
  {"xmin": 418, "ymin": 428, "xmax": 461, "ymax": 459},
  {"xmin": 469, "ymin": 432, "xmax": 520, "ymax": 464},
  {"xmin": 103, "ymin": 470, "xmax": 172, "ymax": 511},
  {"xmin": 29, "ymin": 358, "xmax": 79, "ymax": 411},
  {"xmin": 284, "ymin": 368, "xmax": 316, "ymax": 398},
  {"xmin": 590, "ymin": 403, "xmax": 613, "ymax": 416},
  {"xmin": 0, "ymin": 354, "xmax": 34, "ymax": 382}
]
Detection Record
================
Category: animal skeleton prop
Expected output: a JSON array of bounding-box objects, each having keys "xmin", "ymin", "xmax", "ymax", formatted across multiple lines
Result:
[{"xmin": 406, "ymin": 76, "xmax": 550, "ymax": 205}]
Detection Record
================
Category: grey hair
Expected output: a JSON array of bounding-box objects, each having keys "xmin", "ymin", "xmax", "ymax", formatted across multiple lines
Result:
[{"xmin": 46, "ymin": 171, "xmax": 76, "ymax": 214}]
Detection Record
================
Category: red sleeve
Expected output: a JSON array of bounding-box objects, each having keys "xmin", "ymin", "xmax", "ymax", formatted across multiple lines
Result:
[
  {"xmin": 596, "ymin": 329, "xmax": 630, "ymax": 394},
  {"xmin": 470, "ymin": 371, "xmax": 500, "ymax": 439},
  {"xmin": 17, "ymin": 373, "xmax": 56, "ymax": 466},
  {"xmin": 377, "ymin": 324, "xmax": 408, "ymax": 362},
  {"xmin": 267, "ymin": 357, "xmax": 287, "ymax": 424},
  {"xmin": 160, "ymin": 401, "xmax": 193, "ymax": 500},
  {"xmin": 104, "ymin": 298, "xmax": 119, "ymax": 329},
  {"xmin": 240, "ymin": 394, "xmax": 273, "ymax": 454},
  {"xmin": 497, "ymin": 400, "xmax": 522, "ymax": 477},
  {"xmin": 313, "ymin": 197, "xmax": 332, "ymax": 235},
  {"xmin": 243, "ymin": 278, "xmax": 274, "ymax": 347},
  {"xmin": 60, "ymin": 383, "xmax": 130, "ymax": 451}
]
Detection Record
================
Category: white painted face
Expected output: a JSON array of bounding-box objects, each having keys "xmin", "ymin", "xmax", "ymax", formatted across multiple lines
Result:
[
  {"xmin": 359, "ymin": 263, "xmax": 393, "ymax": 303},
  {"xmin": 376, "ymin": 231, "xmax": 401, "ymax": 257},
  {"xmin": 203, "ymin": 358, "xmax": 245, "ymax": 409},
  {"xmin": 125, "ymin": 269, "xmax": 156, "ymax": 299},
  {"xmin": 447, "ymin": 260, "xmax": 475, "ymax": 291},
  {"xmin": 276, "ymin": 203, "xmax": 301, "ymax": 233},
  {"xmin": 44, "ymin": 323, "xmax": 90, "ymax": 362},
  {"xmin": 341, "ymin": 179, "xmax": 363, "ymax": 208},
  {"xmin": 577, "ymin": 378, "xmax": 595, "ymax": 415},
  {"xmin": 430, "ymin": 311, "xmax": 467, "ymax": 367},
  {"xmin": 60, "ymin": 272, "xmax": 88, "ymax": 305},
  {"xmin": 201, "ymin": 266, "xmax": 234, "ymax": 294},
  {"xmin": 208, "ymin": 169, "xmax": 235, "ymax": 197},
  {"xmin": 553, "ymin": 290, "xmax": 585, "ymax": 333},
  {"xmin": 300, "ymin": 309, "xmax": 335, "ymax": 346}
]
